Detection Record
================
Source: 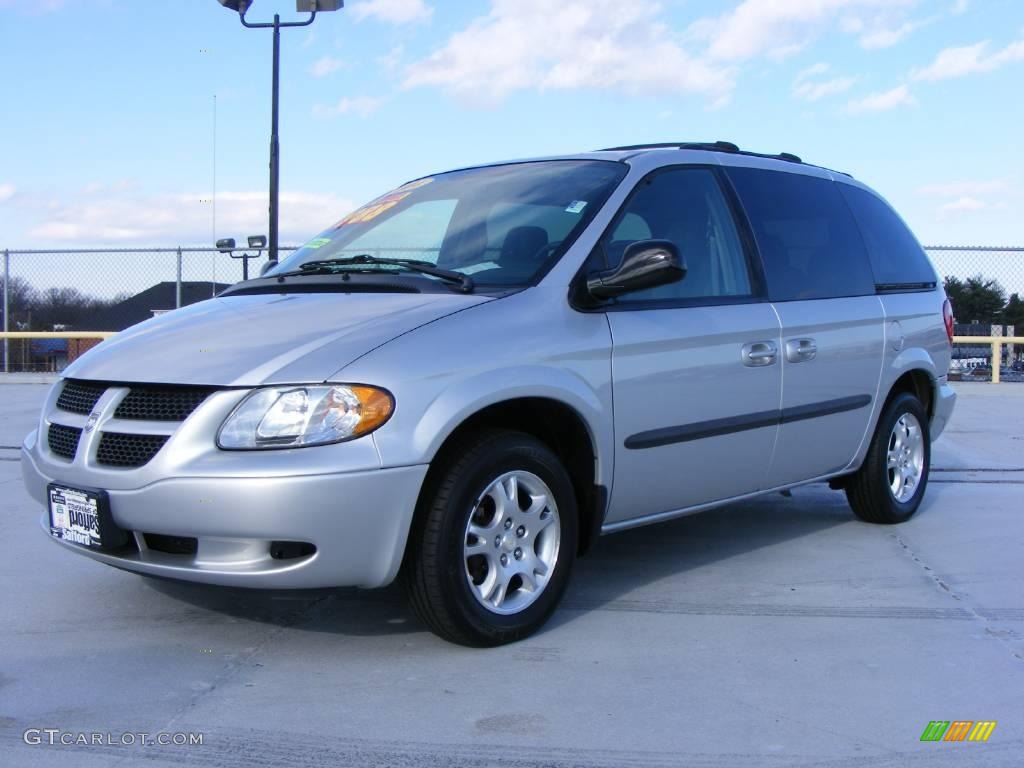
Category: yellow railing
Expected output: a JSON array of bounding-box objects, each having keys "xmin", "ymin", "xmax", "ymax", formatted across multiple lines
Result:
[
  {"xmin": 0, "ymin": 332, "xmax": 115, "ymax": 374},
  {"xmin": 951, "ymin": 336, "xmax": 1024, "ymax": 384}
]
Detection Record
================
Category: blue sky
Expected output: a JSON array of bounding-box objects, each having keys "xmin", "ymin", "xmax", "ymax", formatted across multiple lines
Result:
[{"xmin": 0, "ymin": 0, "xmax": 1022, "ymax": 249}]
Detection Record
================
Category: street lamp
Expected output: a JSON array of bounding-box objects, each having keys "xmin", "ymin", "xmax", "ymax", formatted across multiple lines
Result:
[
  {"xmin": 215, "ymin": 1, "xmax": 343, "ymax": 266},
  {"xmin": 216, "ymin": 235, "xmax": 267, "ymax": 281}
]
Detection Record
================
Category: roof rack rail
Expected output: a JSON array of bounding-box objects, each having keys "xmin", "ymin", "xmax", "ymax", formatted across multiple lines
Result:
[
  {"xmin": 600, "ymin": 140, "xmax": 739, "ymax": 153},
  {"xmin": 597, "ymin": 141, "xmax": 806, "ymax": 167},
  {"xmin": 595, "ymin": 141, "xmax": 853, "ymax": 176}
]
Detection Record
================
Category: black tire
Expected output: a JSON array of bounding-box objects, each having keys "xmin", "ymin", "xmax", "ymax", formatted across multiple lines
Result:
[
  {"xmin": 403, "ymin": 429, "xmax": 578, "ymax": 646},
  {"xmin": 846, "ymin": 392, "xmax": 931, "ymax": 524}
]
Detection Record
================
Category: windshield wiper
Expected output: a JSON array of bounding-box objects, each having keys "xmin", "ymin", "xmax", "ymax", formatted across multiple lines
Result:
[{"xmin": 273, "ymin": 254, "xmax": 474, "ymax": 293}]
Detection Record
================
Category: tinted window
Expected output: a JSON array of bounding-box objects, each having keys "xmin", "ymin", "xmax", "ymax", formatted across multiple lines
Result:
[
  {"xmin": 838, "ymin": 183, "xmax": 937, "ymax": 287},
  {"xmin": 726, "ymin": 168, "xmax": 875, "ymax": 301},
  {"xmin": 604, "ymin": 168, "xmax": 753, "ymax": 303}
]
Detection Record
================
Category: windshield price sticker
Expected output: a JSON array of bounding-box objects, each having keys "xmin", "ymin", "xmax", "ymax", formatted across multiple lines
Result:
[{"xmin": 334, "ymin": 178, "xmax": 434, "ymax": 229}]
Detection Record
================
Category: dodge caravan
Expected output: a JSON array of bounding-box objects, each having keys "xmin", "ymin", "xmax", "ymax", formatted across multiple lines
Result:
[{"xmin": 22, "ymin": 141, "xmax": 957, "ymax": 646}]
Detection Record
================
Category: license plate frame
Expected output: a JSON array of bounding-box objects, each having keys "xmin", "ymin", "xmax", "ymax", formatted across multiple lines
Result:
[{"xmin": 47, "ymin": 483, "xmax": 127, "ymax": 550}]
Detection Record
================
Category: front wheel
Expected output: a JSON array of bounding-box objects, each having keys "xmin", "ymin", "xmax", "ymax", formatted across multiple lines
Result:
[
  {"xmin": 403, "ymin": 430, "xmax": 578, "ymax": 646},
  {"xmin": 846, "ymin": 392, "xmax": 931, "ymax": 524}
]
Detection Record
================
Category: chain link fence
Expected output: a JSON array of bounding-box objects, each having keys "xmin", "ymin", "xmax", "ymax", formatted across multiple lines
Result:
[
  {"xmin": 1, "ymin": 246, "xmax": 297, "ymax": 372},
  {"xmin": 2, "ymin": 244, "xmax": 1023, "ymax": 374}
]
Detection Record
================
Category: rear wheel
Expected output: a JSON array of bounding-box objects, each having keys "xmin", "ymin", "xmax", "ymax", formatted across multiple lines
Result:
[
  {"xmin": 404, "ymin": 430, "xmax": 578, "ymax": 646},
  {"xmin": 846, "ymin": 392, "xmax": 930, "ymax": 524}
]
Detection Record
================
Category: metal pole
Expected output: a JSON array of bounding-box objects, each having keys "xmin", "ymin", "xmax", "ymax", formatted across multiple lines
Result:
[
  {"xmin": 176, "ymin": 247, "xmax": 183, "ymax": 308},
  {"xmin": 2, "ymin": 249, "xmax": 9, "ymax": 373},
  {"xmin": 269, "ymin": 14, "xmax": 281, "ymax": 265},
  {"xmin": 238, "ymin": 8, "xmax": 317, "ymax": 267}
]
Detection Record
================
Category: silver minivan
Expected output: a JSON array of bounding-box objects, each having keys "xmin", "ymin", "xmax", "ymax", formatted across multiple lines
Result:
[{"xmin": 22, "ymin": 142, "xmax": 957, "ymax": 645}]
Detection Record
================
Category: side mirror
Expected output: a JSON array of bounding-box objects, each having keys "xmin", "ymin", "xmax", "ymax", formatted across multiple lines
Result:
[
  {"xmin": 586, "ymin": 240, "xmax": 686, "ymax": 300},
  {"xmin": 216, "ymin": 238, "xmax": 236, "ymax": 254},
  {"xmin": 259, "ymin": 259, "xmax": 279, "ymax": 277}
]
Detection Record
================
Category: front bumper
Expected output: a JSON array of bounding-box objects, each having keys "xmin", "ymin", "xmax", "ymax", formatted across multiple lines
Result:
[{"xmin": 22, "ymin": 439, "xmax": 428, "ymax": 589}]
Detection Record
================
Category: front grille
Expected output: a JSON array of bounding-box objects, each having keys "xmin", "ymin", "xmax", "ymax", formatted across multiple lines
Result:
[
  {"xmin": 114, "ymin": 385, "xmax": 215, "ymax": 422},
  {"xmin": 56, "ymin": 380, "xmax": 106, "ymax": 415},
  {"xmin": 48, "ymin": 424, "xmax": 82, "ymax": 460},
  {"xmin": 96, "ymin": 432, "xmax": 169, "ymax": 468}
]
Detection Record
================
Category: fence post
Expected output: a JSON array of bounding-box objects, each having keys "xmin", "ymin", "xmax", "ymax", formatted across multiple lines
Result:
[
  {"xmin": 175, "ymin": 247, "xmax": 183, "ymax": 309},
  {"xmin": 3, "ymin": 249, "xmax": 9, "ymax": 373},
  {"xmin": 991, "ymin": 340, "xmax": 1001, "ymax": 384}
]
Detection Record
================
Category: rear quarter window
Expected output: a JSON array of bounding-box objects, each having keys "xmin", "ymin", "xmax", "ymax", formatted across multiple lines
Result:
[
  {"xmin": 726, "ymin": 167, "xmax": 875, "ymax": 301},
  {"xmin": 838, "ymin": 183, "xmax": 937, "ymax": 289}
]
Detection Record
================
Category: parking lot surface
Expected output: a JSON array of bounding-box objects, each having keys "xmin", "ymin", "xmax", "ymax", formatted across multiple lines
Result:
[{"xmin": 1, "ymin": 381, "xmax": 1022, "ymax": 767}]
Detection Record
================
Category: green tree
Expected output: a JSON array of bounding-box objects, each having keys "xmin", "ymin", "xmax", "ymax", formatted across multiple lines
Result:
[
  {"xmin": 943, "ymin": 274, "xmax": 1007, "ymax": 325},
  {"xmin": 29, "ymin": 287, "xmax": 121, "ymax": 331},
  {"xmin": 0, "ymin": 275, "xmax": 37, "ymax": 328}
]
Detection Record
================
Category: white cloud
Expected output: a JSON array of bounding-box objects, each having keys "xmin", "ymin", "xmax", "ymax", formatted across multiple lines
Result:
[
  {"xmin": 951, "ymin": 0, "xmax": 970, "ymax": 14},
  {"xmin": 404, "ymin": 0, "xmax": 735, "ymax": 107},
  {"xmin": 0, "ymin": 183, "xmax": 15, "ymax": 203},
  {"xmin": 845, "ymin": 84, "xmax": 916, "ymax": 114},
  {"xmin": 796, "ymin": 62, "xmax": 831, "ymax": 79},
  {"xmin": 792, "ymin": 63, "xmax": 857, "ymax": 101},
  {"xmin": 794, "ymin": 76, "xmax": 857, "ymax": 101},
  {"xmin": 28, "ymin": 190, "xmax": 354, "ymax": 245},
  {"xmin": 916, "ymin": 179, "xmax": 1011, "ymax": 219},
  {"xmin": 858, "ymin": 20, "xmax": 921, "ymax": 49},
  {"xmin": 311, "ymin": 96, "xmax": 385, "ymax": 118},
  {"xmin": 310, "ymin": 56, "xmax": 344, "ymax": 78},
  {"xmin": 940, "ymin": 196, "xmax": 986, "ymax": 214},
  {"xmin": 350, "ymin": 0, "xmax": 432, "ymax": 25},
  {"xmin": 689, "ymin": 0, "xmax": 916, "ymax": 62},
  {"xmin": 377, "ymin": 45, "xmax": 404, "ymax": 73},
  {"xmin": 917, "ymin": 180, "xmax": 1010, "ymax": 198},
  {"xmin": 912, "ymin": 34, "xmax": 1024, "ymax": 81}
]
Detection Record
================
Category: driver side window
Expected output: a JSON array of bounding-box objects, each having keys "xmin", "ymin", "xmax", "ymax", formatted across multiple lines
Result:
[{"xmin": 606, "ymin": 168, "xmax": 754, "ymax": 303}]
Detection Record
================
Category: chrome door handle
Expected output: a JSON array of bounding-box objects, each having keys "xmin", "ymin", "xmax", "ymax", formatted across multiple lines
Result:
[
  {"xmin": 742, "ymin": 341, "xmax": 778, "ymax": 367},
  {"xmin": 785, "ymin": 338, "xmax": 817, "ymax": 362}
]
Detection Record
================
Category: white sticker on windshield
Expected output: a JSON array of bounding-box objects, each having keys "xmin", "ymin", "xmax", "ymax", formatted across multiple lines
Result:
[{"xmin": 565, "ymin": 200, "xmax": 588, "ymax": 214}]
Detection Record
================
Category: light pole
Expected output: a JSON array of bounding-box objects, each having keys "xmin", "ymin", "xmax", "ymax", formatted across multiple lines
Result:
[
  {"xmin": 216, "ymin": 236, "xmax": 268, "ymax": 281},
  {"xmin": 215, "ymin": 1, "xmax": 343, "ymax": 265}
]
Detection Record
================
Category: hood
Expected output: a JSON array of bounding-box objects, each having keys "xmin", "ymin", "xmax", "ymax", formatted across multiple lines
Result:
[{"xmin": 64, "ymin": 291, "xmax": 491, "ymax": 386}]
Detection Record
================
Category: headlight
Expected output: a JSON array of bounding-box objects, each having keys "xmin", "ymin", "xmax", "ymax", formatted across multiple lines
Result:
[{"xmin": 217, "ymin": 385, "xmax": 394, "ymax": 450}]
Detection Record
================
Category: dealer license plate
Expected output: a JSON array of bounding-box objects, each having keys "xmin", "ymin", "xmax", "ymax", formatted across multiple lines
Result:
[{"xmin": 48, "ymin": 484, "xmax": 104, "ymax": 548}]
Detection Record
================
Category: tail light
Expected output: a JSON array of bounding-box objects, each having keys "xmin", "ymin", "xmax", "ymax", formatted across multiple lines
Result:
[{"xmin": 943, "ymin": 299, "xmax": 955, "ymax": 346}]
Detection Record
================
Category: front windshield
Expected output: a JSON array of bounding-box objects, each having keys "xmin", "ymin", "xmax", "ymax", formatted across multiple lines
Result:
[{"xmin": 270, "ymin": 160, "xmax": 627, "ymax": 287}]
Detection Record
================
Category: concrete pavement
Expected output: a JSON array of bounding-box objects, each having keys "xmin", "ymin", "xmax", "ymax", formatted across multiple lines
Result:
[{"xmin": 1, "ymin": 382, "xmax": 1021, "ymax": 767}]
